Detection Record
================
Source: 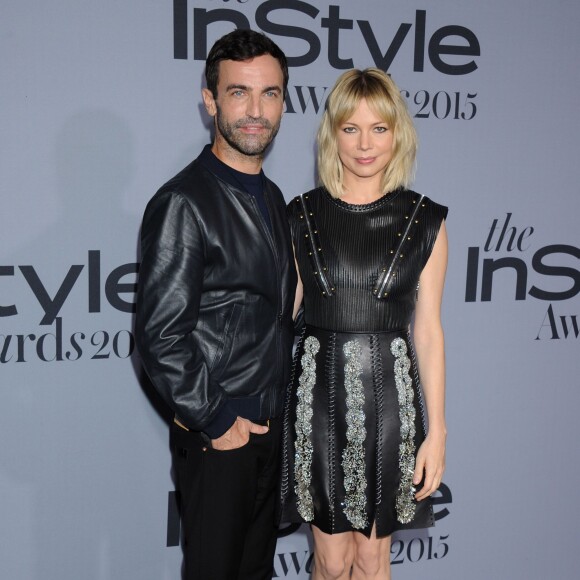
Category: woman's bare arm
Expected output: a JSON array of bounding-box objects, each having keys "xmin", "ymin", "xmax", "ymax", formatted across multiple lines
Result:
[{"xmin": 412, "ymin": 221, "xmax": 448, "ymax": 501}]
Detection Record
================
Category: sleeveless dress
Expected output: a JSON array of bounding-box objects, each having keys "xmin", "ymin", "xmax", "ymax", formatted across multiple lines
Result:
[{"xmin": 278, "ymin": 186, "xmax": 448, "ymax": 538}]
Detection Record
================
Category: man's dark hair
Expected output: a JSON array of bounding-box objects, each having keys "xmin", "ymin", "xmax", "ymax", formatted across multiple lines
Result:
[{"xmin": 205, "ymin": 29, "xmax": 289, "ymax": 98}]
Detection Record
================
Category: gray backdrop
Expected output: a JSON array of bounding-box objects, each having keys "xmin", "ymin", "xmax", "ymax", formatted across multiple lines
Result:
[{"xmin": 1, "ymin": 1, "xmax": 579, "ymax": 579}]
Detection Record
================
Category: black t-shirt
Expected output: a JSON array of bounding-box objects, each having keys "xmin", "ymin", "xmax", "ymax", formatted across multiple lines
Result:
[{"xmin": 199, "ymin": 144, "xmax": 272, "ymax": 232}]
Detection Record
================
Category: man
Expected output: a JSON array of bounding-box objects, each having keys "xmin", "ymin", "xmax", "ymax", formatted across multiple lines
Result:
[{"xmin": 135, "ymin": 29, "xmax": 296, "ymax": 579}]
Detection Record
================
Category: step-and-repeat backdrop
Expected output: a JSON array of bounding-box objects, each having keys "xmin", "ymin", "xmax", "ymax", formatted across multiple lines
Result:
[{"xmin": 2, "ymin": 1, "xmax": 578, "ymax": 578}]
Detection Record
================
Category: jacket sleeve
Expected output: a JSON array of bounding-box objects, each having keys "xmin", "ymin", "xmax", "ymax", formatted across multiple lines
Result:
[{"xmin": 135, "ymin": 189, "xmax": 236, "ymax": 435}]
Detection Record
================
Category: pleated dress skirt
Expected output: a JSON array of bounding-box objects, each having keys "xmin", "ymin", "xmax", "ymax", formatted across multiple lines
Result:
[{"xmin": 279, "ymin": 326, "xmax": 434, "ymax": 538}]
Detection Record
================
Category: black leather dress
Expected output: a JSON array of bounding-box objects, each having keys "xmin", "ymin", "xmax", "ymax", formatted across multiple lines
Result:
[{"xmin": 278, "ymin": 187, "xmax": 448, "ymax": 538}]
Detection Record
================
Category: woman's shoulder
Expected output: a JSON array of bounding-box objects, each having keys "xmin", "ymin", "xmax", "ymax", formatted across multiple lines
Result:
[
  {"xmin": 286, "ymin": 187, "xmax": 327, "ymax": 218},
  {"xmin": 403, "ymin": 188, "xmax": 448, "ymax": 222},
  {"xmin": 287, "ymin": 186, "xmax": 326, "ymax": 206}
]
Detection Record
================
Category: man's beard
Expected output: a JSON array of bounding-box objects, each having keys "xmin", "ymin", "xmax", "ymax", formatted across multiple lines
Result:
[{"xmin": 215, "ymin": 105, "xmax": 280, "ymax": 157}]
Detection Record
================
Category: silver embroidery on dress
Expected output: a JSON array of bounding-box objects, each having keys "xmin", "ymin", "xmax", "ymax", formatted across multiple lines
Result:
[
  {"xmin": 294, "ymin": 336, "xmax": 320, "ymax": 522},
  {"xmin": 341, "ymin": 339, "xmax": 368, "ymax": 530},
  {"xmin": 391, "ymin": 337, "xmax": 417, "ymax": 524}
]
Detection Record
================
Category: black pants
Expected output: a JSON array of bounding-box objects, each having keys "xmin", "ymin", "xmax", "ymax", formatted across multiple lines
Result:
[{"xmin": 171, "ymin": 418, "xmax": 281, "ymax": 580}]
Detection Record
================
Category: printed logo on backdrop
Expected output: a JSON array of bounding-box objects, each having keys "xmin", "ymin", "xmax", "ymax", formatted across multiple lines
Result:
[
  {"xmin": 173, "ymin": 0, "xmax": 481, "ymax": 120},
  {"xmin": 465, "ymin": 213, "xmax": 580, "ymax": 339},
  {"xmin": 167, "ymin": 483, "xmax": 453, "ymax": 573},
  {"xmin": 0, "ymin": 251, "xmax": 138, "ymax": 363}
]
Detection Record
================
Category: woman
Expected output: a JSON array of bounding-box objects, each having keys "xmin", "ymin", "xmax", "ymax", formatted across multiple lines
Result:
[{"xmin": 279, "ymin": 68, "xmax": 448, "ymax": 579}]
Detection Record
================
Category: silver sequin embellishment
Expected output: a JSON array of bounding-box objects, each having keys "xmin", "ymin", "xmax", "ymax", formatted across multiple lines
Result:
[
  {"xmin": 294, "ymin": 336, "xmax": 320, "ymax": 522},
  {"xmin": 391, "ymin": 337, "xmax": 417, "ymax": 524},
  {"xmin": 341, "ymin": 340, "xmax": 368, "ymax": 530}
]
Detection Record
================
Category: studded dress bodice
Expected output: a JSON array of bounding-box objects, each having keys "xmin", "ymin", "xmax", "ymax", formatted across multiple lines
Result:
[{"xmin": 288, "ymin": 187, "xmax": 447, "ymax": 333}]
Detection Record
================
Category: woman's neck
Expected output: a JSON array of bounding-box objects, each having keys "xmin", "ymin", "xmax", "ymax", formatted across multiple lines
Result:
[
  {"xmin": 340, "ymin": 186, "xmax": 384, "ymax": 205},
  {"xmin": 340, "ymin": 175, "xmax": 384, "ymax": 205}
]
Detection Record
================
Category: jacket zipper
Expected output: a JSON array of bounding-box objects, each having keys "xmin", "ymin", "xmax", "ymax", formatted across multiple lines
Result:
[{"xmin": 249, "ymin": 193, "xmax": 283, "ymax": 418}]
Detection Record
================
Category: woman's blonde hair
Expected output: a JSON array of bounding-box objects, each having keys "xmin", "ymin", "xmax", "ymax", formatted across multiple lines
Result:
[{"xmin": 317, "ymin": 68, "xmax": 417, "ymax": 198}]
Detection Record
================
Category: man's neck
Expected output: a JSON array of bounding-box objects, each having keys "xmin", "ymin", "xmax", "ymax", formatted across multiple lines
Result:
[{"xmin": 211, "ymin": 139, "xmax": 263, "ymax": 175}]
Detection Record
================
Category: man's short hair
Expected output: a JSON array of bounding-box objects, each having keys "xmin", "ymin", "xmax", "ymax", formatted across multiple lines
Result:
[{"xmin": 205, "ymin": 29, "xmax": 289, "ymax": 98}]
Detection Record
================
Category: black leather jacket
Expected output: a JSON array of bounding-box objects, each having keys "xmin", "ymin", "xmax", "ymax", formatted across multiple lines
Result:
[{"xmin": 135, "ymin": 149, "xmax": 296, "ymax": 436}]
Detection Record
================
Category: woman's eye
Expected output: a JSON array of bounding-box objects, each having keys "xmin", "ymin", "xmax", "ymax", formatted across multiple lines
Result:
[
  {"xmin": 342, "ymin": 126, "xmax": 357, "ymax": 133},
  {"xmin": 375, "ymin": 126, "xmax": 388, "ymax": 133}
]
